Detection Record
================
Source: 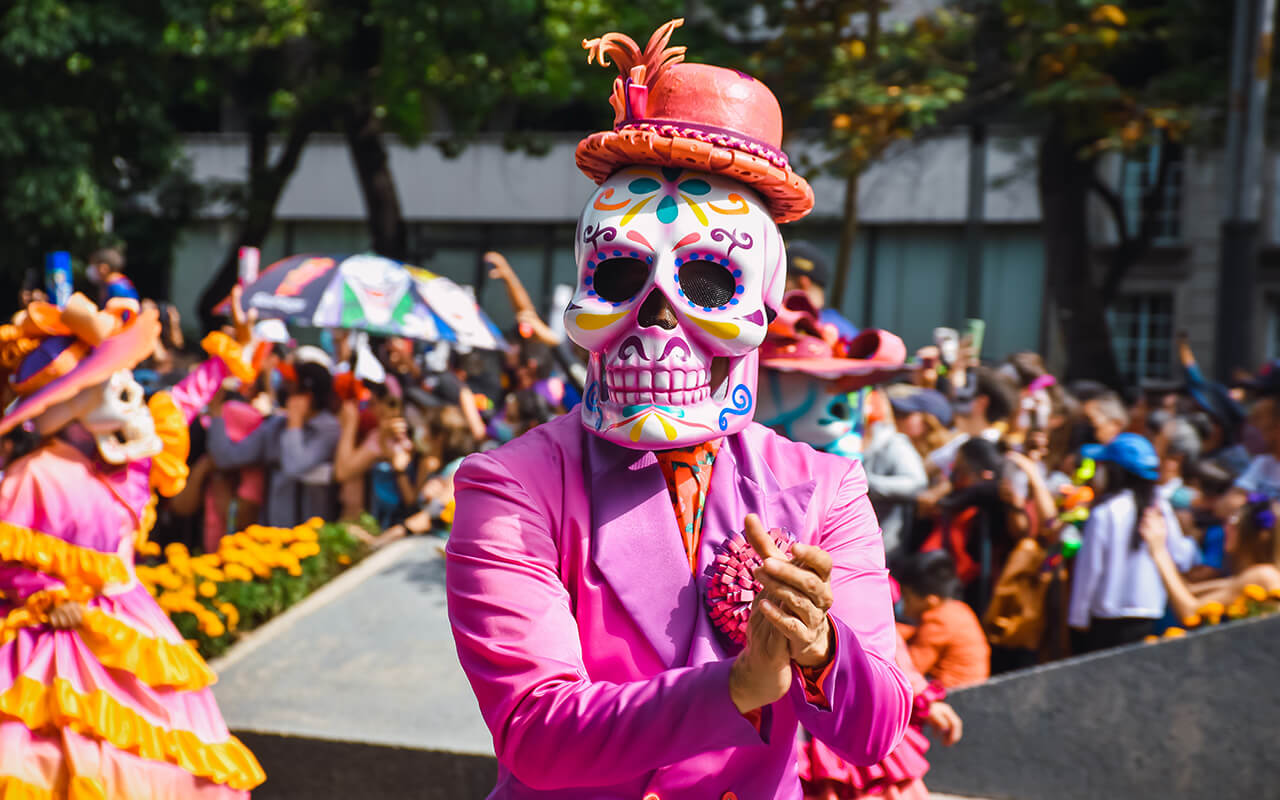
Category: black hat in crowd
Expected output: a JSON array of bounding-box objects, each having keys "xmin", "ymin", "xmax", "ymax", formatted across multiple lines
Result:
[
  {"xmin": 786, "ymin": 241, "xmax": 832, "ymax": 289},
  {"xmin": 1243, "ymin": 360, "xmax": 1280, "ymax": 397}
]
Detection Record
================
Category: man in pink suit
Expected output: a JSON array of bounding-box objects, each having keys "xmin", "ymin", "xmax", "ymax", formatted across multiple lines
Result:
[{"xmin": 446, "ymin": 20, "xmax": 911, "ymax": 800}]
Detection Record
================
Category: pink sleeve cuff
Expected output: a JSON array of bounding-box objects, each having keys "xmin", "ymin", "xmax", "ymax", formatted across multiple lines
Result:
[
  {"xmin": 797, "ymin": 616, "xmax": 840, "ymax": 709},
  {"xmin": 910, "ymin": 681, "xmax": 947, "ymax": 726}
]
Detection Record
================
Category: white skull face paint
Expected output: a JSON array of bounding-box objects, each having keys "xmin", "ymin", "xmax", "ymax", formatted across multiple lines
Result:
[
  {"xmin": 755, "ymin": 370, "xmax": 862, "ymax": 456},
  {"xmin": 564, "ymin": 166, "xmax": 785, "ymax": 448},
  {"xmin": 82, "ymin": 370, "xmax": 163, "ymax": 464}
]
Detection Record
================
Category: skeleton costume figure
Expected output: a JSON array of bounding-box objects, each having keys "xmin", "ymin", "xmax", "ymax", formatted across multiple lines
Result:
[
  {"xmin": 0, "ymin": 294, "xmax": 264, "ymax": 798},
  {"xmin": 755, "ymin": 291, "xmax": 909, "ymax": 460},
  {"xmin": 447, "ymin": 20, "xmax": 911, "ymax": 800}
]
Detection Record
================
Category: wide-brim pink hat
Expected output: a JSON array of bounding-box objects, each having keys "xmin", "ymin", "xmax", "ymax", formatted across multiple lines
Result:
[
  {"xmin": 576, "ymin": 19, "xmax": 814, "ymax": 223},
  {"xmin": 760, "ymin": 291, "xmax": 908, "ymax": 389},
  {"xmin": 0, "ymin": 295, "xmax": 160, "ymax": 437}
]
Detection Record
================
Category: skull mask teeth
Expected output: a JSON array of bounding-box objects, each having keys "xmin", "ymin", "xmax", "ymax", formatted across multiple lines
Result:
[{"xmin": 564, "ymin": 167, "xmax": 786, "ymax": 449}]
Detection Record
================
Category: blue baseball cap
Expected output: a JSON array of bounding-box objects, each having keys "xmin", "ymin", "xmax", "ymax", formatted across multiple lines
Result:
[
  {"xmin": 1081, "ymin": 432, "xmax": 1159, "ymax": 480},
  {"xmin": 887, "ymin": 385, "xmax": 954, "ymax": 427}
]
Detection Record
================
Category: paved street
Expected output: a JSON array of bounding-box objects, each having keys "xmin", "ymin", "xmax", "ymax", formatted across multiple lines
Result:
[{"xmin": 212, "ymin": 536, "xmax": 493, "ymax": 756}]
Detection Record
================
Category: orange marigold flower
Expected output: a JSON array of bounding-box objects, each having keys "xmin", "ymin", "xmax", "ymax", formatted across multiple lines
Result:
[
  {"xmin": 1143, "ymin": 635, "xmax": 1159, "ymax": 644},
  {"xmin": 1163, "ymin": 627, "xmax": 1186, "ymax": 639},
  {"xmin": 1181, "ymin": 614, "xmax": 1201, "ymax": 628},
  {"xmin": 1197, "ymin": 601, "xmax": 1225, "ymax": 617},
  {"xmin": 1242, "ymin": 584, "xmax": 1268, "ymax": 603},
  {"xmin": 1227, "ymin": 599, "xmax": 1249, "ymax": 619},
  {"xmin": 337, "ymin": 554, "xmax": 352, "ymax": 566},
  {"xmin": 198, "ymin": 582, "xmax": 217, "ymax": 599},
  {"xmin": 219, "ymin": 602, "xmax": 240, "ymax": 630}
]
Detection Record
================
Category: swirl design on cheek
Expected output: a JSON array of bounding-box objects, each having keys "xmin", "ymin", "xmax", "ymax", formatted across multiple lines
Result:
[
  {"xmin": 710, "ymin": 228, "xmax": 753, "ymax": 257},
  {"xmin": 593, "ymin": 189, "xmax": 629, "ymax": 211},
  {"xmin": 583, "ymin": 381, "xmax": 602, "ymax": 428},
  {"xmin": 583, "ymin": 224, "xmax": 618, "ymax": 249},
  {"xmin": 708, "ymin": 193, "xmax": 749, "ymax": 215},
  {"xmin": 718, "ymin": 383, "xmax": 753, "ymax": 430}
]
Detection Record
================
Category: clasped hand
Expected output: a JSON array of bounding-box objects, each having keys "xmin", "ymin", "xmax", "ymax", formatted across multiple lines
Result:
[{"xmin": 729, "ymin": 513, "xmax": 835, "ymax": 713}]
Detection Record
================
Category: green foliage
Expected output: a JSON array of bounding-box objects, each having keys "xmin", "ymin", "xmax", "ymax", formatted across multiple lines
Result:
[
  {"xmin": 0, "ymin": 1, "xmax": 186, "ymax": 292},
  {"xmin": 815, "ymin": 11, "xmax": 973, "ymax": 175},
  {"xmin": 998, "ymin": 0, "xmax": 1232, "ymax": 153},
  {"xmin": 709, "ymin": 1, "xmax": 974, "ymax": 178}
]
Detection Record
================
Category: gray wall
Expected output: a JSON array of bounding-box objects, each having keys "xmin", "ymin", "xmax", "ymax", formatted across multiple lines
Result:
[{"xmin": 927, "ymin": 615, "xmax": 1280, "ymax": 800}]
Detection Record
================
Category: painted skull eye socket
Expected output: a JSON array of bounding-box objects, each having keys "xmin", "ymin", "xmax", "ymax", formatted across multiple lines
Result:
[
  {"xmin": 592, "ymin": 257, "xmax": 650, "ymax": 303},
  {"xmin": 679, "ymin": 260, "xmax": 736, "ymax": 308}
]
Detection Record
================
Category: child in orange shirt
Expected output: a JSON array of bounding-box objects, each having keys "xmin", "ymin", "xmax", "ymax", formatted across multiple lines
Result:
[{"xmin": 896, "ymin": 551, "xmax": 991, "ymax": 689}]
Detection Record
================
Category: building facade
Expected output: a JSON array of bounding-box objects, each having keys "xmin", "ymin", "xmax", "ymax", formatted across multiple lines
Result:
[{"xmin": 170, "ymin": 130, "xmax": 1270, "ymax": 381}]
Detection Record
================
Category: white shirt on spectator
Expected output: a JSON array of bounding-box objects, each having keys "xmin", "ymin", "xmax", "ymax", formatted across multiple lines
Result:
[
  {"xmin": 1068, "ymin": 490, "xmax": 1197, "ymax": 629},
  {"xmin": 1234, "ymin": 454, "xmax": 1280, "ymax": 500}
]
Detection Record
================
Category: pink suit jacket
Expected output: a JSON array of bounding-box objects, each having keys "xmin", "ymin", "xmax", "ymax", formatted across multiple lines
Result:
[{"xmin": 446, "ymin": 410, "xmax": 910, "ymax": 800}]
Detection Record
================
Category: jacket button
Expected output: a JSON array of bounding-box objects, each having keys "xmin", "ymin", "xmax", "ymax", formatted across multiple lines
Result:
[{"xmin": 721, "ymin": 793, "xmax": 738, "ymax": 800}]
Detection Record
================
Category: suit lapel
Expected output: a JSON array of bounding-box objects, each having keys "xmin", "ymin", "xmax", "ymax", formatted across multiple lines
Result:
[
  {"xmin": 585, "ymin": 433, "xmax": 698, "ymax": 667},
  {"xmin": 696, "ymin": 432, "xmax": 818, "ymax": 652}
]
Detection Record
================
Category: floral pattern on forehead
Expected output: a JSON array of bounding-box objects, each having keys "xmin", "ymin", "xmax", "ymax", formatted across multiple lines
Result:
[{"xmin": 567, "ymin": 18, "xmax": 812, "ymax": 449}]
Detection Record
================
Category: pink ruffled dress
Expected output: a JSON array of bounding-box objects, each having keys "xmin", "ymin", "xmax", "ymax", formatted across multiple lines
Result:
[
  {"xmin": 0, "ymin": 352, "xmax": 264, "ymax": 799},
  {"xmin": 798, "ymin": 633, "xmax": 942, "ymax": 800}
]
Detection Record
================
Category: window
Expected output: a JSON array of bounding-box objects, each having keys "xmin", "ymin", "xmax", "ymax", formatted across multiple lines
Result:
[
  {"xmin": 1109, "ymin": 293, "xmax": 1174, "ymax": 384},
  {"xmin": 1267, "ymin": 295, "xmax": 1280, "ymax": 361},
  {"xmin": 1119, "ymin": 143, "xmax": 1183, "ymax": 244}
]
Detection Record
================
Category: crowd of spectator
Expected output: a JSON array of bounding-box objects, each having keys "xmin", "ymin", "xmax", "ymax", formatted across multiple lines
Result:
[{"xmin": 7, "ymin": 242, "xmax": 1280, "ymax": 691}]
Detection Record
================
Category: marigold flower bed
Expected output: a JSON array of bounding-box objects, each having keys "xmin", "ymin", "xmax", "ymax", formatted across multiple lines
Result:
[
  {"xmin": 1148, "ymin": 584, "xmax": 1280, "ymax": 642},
  {"xmin": 136, "ymin": 518, "xmax": 364, "ymax": 658}
]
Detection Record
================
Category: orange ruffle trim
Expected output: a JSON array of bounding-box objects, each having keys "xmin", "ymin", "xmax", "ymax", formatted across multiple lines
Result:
[
  {"xmin": 0, "ymin": 524, "xmax": 128, "ymax": 592},
  {"xmin": 0, "ymin": 774, "xmax": 105, "ymax": 800},
  {"xmin": 0, "ymin": 676, "xmax": 264, "ymax": 791},
  {"xmin": 0, "ymin": 594, "xmax": 214, "ymax": 692},
  {"xmin": 76, "ymin": 611, "xmax": 216, "ymax": 692},
  {"xmin": 146, "ymin": 392, "xmax": 190, "ymax": 499},
  {"xmin": 200, "ymin": 332, "xmax": 255, "ymax": 385}
]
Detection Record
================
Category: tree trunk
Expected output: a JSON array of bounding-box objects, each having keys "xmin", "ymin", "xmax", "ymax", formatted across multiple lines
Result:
[
  {"xmin": 345, "ymin": 101, "xmax": 408, "ymax": 261},
  {"xmin": 196, "ymin": 117, "xmax": 315, "ymax": 329},
  {"xmin": 831, "ymin": 171, "xmax": 859, "ymax": 312},
  {"xmin": 342, "ymin": 4, "xmax": 408, "ymax": 263},
  {"xmin": 1037, "ymin": 121, "xmax": 1122, "ymax": 387}
]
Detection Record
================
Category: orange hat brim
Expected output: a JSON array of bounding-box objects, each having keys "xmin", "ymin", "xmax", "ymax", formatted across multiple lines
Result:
[{"xmin": 576, "ymin": 129, "xmax": 815, "ymax": 223}]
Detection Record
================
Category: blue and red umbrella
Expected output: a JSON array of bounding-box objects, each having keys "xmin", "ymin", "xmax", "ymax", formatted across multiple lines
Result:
[{"xmin": 217, "ymin": 253, "xmax": 505, "ymax": 350}]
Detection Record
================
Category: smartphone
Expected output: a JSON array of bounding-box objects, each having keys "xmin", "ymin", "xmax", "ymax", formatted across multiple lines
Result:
[{"xmin": 964, "ymin": 318, "xmax": 986, "ymax": 363}]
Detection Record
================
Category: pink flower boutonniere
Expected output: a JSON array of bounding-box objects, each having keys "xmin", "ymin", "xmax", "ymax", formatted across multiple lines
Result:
[{"xmin": 706, "ymin": 527, "xmax": 794, "ymax": 645}]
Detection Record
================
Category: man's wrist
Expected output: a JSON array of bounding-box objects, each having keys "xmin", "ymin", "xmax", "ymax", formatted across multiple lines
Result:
[{"xmin": 794, "ymin": 618, "xmax": 836, "ymax": 670}]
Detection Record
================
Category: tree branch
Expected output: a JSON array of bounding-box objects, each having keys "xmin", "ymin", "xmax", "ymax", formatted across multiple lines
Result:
[
  {"xmin": 1090, "ymin": 168, "xmax": 1128, "ymax": 246},
  {"xmin": 1097, "ymin": 134, "xmax": 1176, "ymax": 304}
]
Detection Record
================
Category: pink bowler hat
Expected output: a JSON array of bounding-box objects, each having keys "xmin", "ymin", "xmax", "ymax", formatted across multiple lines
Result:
[
  {"xmin": 760, "ymin": 291, "xmax": 908, "ymax": 389},
  {"xmin": 577, "ymin": 18, "xmax": 814, "ymax": 223},
  {"xmin": 0, "ymin": 294, "xmax": 160, "ymax": 436}
]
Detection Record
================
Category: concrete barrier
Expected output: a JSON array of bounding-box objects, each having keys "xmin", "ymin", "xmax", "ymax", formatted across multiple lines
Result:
[
  {"xmin": 234, "ymin": 731, "xmax": 498, "ymax": 800},
  {"xmin": 926, "ymin": 614, "xmax": 1280, "ymax": 800}
]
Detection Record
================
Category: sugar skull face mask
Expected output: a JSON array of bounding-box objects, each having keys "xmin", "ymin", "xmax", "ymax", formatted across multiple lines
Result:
[
  {"xmin": 755, "ymin": 371, "xmax": 864, "ymax": 459},
  {"xmin": 564, "ymin": 166, "xmax": 786, "ymax": 449}
]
